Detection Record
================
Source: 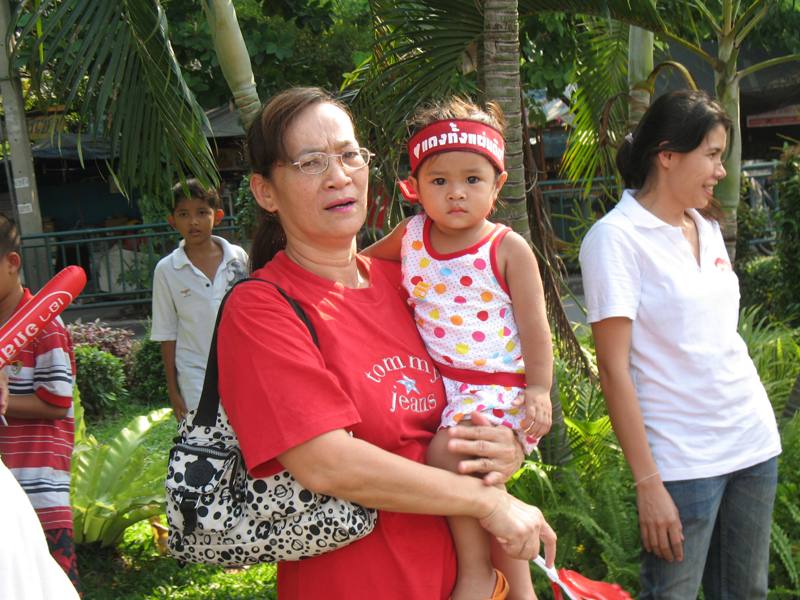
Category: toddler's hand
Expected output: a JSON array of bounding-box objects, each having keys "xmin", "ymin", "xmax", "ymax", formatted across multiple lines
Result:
[
  {"xmin": 517, "ymin": 385, "xmax": 551, "ymax": 440},
  {"xmin": 0, "ymin": 371, "xmax": 7, "ymax": 417}
]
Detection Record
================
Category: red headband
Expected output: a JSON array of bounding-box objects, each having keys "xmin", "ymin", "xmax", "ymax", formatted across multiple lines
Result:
[{"xmin": 398, "ymin": 119, "xmax": 505, "ymax": 202}]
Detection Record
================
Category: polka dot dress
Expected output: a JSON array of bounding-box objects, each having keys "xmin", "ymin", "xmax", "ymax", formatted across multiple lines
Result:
[{"xmin": 401, "ymin": 215, "xmax": 538, "ymax": 452}]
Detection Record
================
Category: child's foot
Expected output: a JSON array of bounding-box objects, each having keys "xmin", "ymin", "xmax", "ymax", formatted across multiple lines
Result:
[{"xmin": 451, "ymin": 567, "xmax": 508, "ymax": 600}]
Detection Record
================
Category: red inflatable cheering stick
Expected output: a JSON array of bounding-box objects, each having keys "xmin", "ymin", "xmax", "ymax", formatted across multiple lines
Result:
[{"xmin": 0, "ymin": 266, "xmax": 87, "ymax": 370}]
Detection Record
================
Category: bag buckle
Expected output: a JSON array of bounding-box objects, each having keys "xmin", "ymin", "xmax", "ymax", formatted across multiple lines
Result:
[{"xmin": 179, "ymin": 492, "xmax": 200, "ymax": 535}]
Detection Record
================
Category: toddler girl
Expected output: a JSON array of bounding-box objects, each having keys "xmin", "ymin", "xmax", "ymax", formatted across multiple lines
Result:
[{"xmin": 365, "ymin": 97, "xmax": 553, "ymax": 600}]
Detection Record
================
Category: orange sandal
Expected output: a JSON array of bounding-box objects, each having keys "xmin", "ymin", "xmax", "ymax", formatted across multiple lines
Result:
[
  {"xmin": 449, "ymin": 569, "xmax": 509, "ymax": 600},
  {"xmin": 488, "ymin": 569, "xmax": 510, "ymax": 600}
]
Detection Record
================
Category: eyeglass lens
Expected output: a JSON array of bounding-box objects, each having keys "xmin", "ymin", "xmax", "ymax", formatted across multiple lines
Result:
[{"xmin": 296, "ymin": 148, "xmax": 371, "ymax": 174}]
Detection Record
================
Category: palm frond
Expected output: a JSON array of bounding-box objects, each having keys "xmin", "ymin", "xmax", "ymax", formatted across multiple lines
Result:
[
  {"xmin": 12, "ymin": 0, "xmax": 218, "ymax": 201},
  {"xmin": 560, "ymin": 17, "xmax": 629, "ymax": 192},
  {"xmin": 345, "ymin": 0, "xmax": 481, "ymax": 231},
  {"xmin": 519, "ymin": 0, "xmax": 665, "ymax": 32}
]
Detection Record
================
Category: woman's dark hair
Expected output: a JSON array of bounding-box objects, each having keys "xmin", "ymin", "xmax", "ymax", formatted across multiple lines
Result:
[
  {"xmin": 246, "ymin": 87, "xmax": 351, "ymax": 271},
  {"xmin": 616, "ymin": 89, "xmax": 732, "ymax": 220}
]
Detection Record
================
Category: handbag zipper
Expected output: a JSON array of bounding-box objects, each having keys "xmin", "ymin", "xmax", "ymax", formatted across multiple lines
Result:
[{"xmin": 175, "ymin": 443, "xmax": 237, "ymax": 461}]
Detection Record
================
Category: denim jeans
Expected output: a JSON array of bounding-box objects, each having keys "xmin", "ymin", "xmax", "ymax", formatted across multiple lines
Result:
[{"xmin": 639, "ymin": 456, "xmax": 778, "ymax": 600}]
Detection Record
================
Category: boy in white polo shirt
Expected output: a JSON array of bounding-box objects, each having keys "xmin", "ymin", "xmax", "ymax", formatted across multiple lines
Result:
[{"xmin": 151, "ymin": 180, "xmax": 248, "ymax": 420}]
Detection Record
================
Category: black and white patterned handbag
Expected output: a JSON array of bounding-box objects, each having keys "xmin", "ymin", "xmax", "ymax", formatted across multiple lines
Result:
[{"xmin": 165, "ymin": 278, "xmax": 377, "ymax": 566}]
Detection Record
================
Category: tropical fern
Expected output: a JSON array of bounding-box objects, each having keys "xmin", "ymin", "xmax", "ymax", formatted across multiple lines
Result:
[{"xmin": 738, "ymin": 306, "xmax": 800, "ymax": 418}]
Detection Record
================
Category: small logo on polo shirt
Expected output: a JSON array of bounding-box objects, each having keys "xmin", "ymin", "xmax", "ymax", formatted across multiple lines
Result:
[
  {"xmin": 714, "ymin": 257, "xmax": 732, "ymax": 271},
  {"xmin": 179, "ymin": 288, "xmax": 191, "ymax": 298}
]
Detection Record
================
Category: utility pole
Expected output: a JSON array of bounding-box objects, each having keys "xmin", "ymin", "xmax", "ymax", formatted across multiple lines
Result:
[{"xmin": 0, "ymin": 0, "xmax": 47, "ymax": 287}]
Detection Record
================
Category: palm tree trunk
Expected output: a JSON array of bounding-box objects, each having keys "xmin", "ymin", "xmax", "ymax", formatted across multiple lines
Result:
[
  {"xmin": 483, "ymin": 0, "xmax": 531, "ymax": 242},
  {"xmin": 715, "ymin": 22, "xmax": 742, "ymax": 260},
  {"xmin": 0, "ymin": 0, "xmax": 48, "ymax": 287},
  {"xmin": 627, "ymin": 26, "xmax": 653, "ymax": 128},
  {"xmin": 202, "ymin": 0, "xmax": 260, "ymax": 129}
]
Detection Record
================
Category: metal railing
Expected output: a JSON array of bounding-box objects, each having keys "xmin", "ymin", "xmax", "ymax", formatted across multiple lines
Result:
[
  {"xmin": 21, "ymin": 218, "xmax": 241, "ymax": 309},
  {"xmin": 539, "ymin": 161, "xmax": 779, "ymax": 246},
  {"xmin": 21, "ymin": 162, "xmax": 778, "ymax": 309}
]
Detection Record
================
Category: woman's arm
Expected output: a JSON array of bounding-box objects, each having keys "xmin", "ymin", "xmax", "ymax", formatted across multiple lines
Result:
[
  {"xmin": 279, "ymin": 427, "xmax": 557, "ymax": 564},
  {"xmin": 360, "ymin": 217, "xmax": 411, "ymax": 261},
  {"xmin": 592, "ymin": 317, "xmax": 684, "ymax": 562},
  {"xmin": 498, "ymin": 232, "xmax": 553, "ymax": 439}
]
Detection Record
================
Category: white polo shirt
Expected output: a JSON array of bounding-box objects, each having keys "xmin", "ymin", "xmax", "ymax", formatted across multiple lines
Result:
[
  {"xmin": 580, "ymin": 190, "xmax": 780, "ymax": 481},
  {"xmin": 151, "ymin": 235, "xmax": 248, "ymax": 411}
]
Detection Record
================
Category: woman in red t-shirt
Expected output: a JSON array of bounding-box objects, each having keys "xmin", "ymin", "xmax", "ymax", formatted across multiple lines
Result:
[{"xmin": 217, "ymin": 87, "xmax": 556, "ymax": 600}]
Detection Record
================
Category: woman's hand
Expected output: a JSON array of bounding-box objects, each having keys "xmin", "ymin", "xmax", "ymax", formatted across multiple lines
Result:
[
  {"xmin": 637, "ymin": 476, "xmax": 684, "ymax": 561},
  {"xmin": 448, "ymin": 411, "xmax": 524, "ymax": 486},
  {"xmin": 479, "ymin": 489, "xmax": 557, "ymax": 566}
]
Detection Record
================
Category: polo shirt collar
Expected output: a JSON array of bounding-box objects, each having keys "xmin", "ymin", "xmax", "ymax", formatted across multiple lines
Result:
[
  {"xmin": 616, "ymin": 189, "xmax": 670, "ymax": 229},
  {"xmin": 170, "ymin": 235, "xmax": 237, "ymax": 270}
]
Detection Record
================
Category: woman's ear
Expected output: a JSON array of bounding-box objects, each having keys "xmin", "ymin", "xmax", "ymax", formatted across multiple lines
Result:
[
  {"xmin": 250, "ymin": 174, "xmax": 278, "ymax": 213},
  {"xmin": 656, "ymin": 147, "xmax": 674, "ymax": 170}
]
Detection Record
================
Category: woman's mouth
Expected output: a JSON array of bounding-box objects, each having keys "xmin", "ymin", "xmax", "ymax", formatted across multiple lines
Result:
[{"xmin": 325, "ymin": 198, "xmax": 357, "ymax": 211}]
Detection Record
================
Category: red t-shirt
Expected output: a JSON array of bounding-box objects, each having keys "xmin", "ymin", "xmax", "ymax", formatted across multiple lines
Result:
[{"xmin": 218, "ymin": 253, "xmax": 456, "ymax": 599}]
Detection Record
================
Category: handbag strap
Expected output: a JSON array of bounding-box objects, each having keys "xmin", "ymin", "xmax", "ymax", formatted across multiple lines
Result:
[{"xmin": 192, "ymin": 277, "xmax": 319, "ymax": 427}]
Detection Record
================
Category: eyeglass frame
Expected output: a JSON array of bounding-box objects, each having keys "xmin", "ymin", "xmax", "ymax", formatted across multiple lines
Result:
[{"xmin": 285, "ymin": 148, "xmax": 374, "ymax": 175}]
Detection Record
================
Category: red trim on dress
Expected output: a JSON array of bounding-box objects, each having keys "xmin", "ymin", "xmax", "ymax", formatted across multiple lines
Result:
[
  {"xmin": 434, "ymin": 361, "xmax": 526, "ymax": 387},
  {"xmin": 422, "ymin": 217, "xmax": 504, "ymax": 261},
  {"xmin": 490, "ymin": 227, "xmax": 512, "ymax": 295}
]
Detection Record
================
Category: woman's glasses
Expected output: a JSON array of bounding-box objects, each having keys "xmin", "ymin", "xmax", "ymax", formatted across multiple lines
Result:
[{"xmin": 290, "ymin": 148, "xmax": 373, "ymax": 175}]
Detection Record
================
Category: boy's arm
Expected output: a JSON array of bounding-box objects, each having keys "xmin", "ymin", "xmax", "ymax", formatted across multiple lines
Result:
[
  {"xmin": 499, "ymin": 232, "xmax": 553, "ymax": 440},
  {"xmin": 5, "ymin": 394, "xmax": 69, "ymax": 419},
  {"xmin": 360, "ymin": 217, "xmax": 411, "ymax": 261},
  {"xmin": 160, "ymin": 341, "xmax": 187, "ymax": 421}
]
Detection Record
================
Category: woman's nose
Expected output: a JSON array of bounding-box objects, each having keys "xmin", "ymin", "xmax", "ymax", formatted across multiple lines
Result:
[{"xmin": 325, "ymin": 157, "xmax": 352, "ymax": 187}]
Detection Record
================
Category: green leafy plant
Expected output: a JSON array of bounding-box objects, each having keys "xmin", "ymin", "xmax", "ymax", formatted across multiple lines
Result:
[
  {"xmin": 738, "ymin": 256, "xmax": 782, "ymax": 319},
  {"xmin": 234, "ymin": 174, "xmax": 258, "ymax": 241},
  {"xmin": 776, "ymin": 142, "xmax": 800, "ymax": 326},
  {"xmin": 128, "ymin": 336, "xmax": 168, "ymax": 406},
  {"xmin": 72, "ymin": 406, "xmax": 172, "ymax": 547},
  {"xmin": 734, "ymin": 196, "xmax": 773, "ymax": 270},
  {"xmin": 770, "ymin": 413, "xmax": 800, "ymax": 596},
  {"xmin": 738, "ymin": 306, "xmax": 800, "ymax": 418},
  {"xmin": 74, "ymin": 345, "xmax": 128, "ymax": 417}
]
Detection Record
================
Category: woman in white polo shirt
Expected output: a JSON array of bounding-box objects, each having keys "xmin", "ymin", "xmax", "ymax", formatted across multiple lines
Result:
[{"xmin": 580, "ymin": 90, "xmax": 781, "ymax": 600}]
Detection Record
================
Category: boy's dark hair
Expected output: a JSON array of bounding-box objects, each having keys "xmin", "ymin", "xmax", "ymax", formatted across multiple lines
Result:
[
  {"xmin": 171, "ymin": 179, "xmax": 221, "ymax": 212},
  {"xmin": 0, "ymin": 214, "xmax": 21, "ymax": 256}
]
